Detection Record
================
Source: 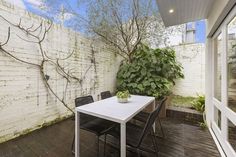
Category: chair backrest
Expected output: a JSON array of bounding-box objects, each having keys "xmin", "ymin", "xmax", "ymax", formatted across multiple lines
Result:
[
  {"xmin": 75, "ymin": 95, "xmax": 94, "ymax": 107},
  {"xmin": 101, "ymin": 91, "xmax": 112, "ymax": 100},
  {"xmin": 136, "ymin": 97, "xmax": 167, "ymax": 147},
  {"xmin": 75, "ymin": 96, "xmax": 95, "ymax": 124}
]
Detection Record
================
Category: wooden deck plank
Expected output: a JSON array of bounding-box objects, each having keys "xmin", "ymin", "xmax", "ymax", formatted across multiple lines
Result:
[{"xmin": 0, "ymin": 118, "xmax": 221, "ymax": 157}]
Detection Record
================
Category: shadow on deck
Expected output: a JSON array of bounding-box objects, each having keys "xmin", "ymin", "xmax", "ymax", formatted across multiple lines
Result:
[{"xmin": 0, "ymin": 118, "xmax": 221, "ymax": 157}]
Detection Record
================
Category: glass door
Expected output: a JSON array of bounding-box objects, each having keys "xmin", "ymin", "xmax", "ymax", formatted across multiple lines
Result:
[
  {"xmin": 226, "ymin": 16, "xmax": 236, "ymax": 155},
  {"xmin": 213, "ymin": 32, "xmax": 222, "ymax": 131},
  {"xmin": 211, "ymin": 6, "xmax": 236, "ymax": 157}
]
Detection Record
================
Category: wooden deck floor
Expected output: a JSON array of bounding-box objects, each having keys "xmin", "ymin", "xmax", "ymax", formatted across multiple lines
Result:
[{"xmin": 0, "ymin": 118, "xmax": 221, "ymax": 157}]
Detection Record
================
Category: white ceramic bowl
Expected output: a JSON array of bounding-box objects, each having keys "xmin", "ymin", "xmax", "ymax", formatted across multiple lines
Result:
[{"xmin": 117, "ymin": 98, "xmax": 128, "ymax": 103}]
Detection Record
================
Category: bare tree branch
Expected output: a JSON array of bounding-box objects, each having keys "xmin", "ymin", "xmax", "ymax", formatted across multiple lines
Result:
[
  {"xmin": 0, "ymin": 27, "xmax": 10, "ymax": 47},
  {"xmin": 0, "ymin": 14, "xmax": 88, "ymax": 114}
]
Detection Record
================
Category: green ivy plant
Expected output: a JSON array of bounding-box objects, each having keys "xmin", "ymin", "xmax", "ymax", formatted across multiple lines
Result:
[{"xmin": 116, "ymin": 44, "xmax": 184, "ymax": 99}]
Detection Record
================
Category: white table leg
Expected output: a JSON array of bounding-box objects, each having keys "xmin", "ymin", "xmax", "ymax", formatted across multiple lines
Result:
[
  {"xmin": 120, "ymin": 123, "xmax": 126, "ymax": 157},
  {"xmin": 75, "ymin": 111, "xmax": 80, "ymax": 157},
  {"xmin": 152, "ymin": 100, "xmax": 156, "ymax": 133}
]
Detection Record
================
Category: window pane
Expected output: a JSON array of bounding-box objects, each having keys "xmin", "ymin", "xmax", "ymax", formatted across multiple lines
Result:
[
  {"xmin": 228, "ymin": 16, "xmax": 236, "ymax": 112},
  {"xmin": 215, "ymin": 33, "xmax": 222, "ymax": 101},
  {"xmin": 214, "ymin": 107, "xmax": 221, "ymax": 129},
  {"xmin": 228, "ymin": 120, "xmax": 236, "ymax": 152}
]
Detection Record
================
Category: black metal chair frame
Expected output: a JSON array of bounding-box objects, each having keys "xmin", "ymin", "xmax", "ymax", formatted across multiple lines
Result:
[
  {"xmin": 104, "ymin": 98, "xmax": 167, "ymax": 157},
  {"xmin": 133, "ymin": 97, "xmax": 167, "ymax": 138},
  {"xmin": 71, "ymin": 95, "xmax": 115, "ymax": 157},
  {"xmin": 101, "ymin": 91, "xmax": 112, "ymax": 100}
]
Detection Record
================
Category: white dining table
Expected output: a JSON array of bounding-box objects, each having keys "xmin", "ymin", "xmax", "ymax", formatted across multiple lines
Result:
[{"xmin": 75, "ymin": 95, "xmax": 155, "ymax": 157}]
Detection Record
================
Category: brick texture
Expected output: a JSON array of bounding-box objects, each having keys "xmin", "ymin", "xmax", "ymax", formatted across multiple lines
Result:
[{"xmin": 172, "ymin": 43, "xmax": 205, "ymax": 97}]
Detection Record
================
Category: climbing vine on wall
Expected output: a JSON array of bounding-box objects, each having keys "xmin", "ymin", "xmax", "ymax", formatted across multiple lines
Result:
[{"xmin": 0, "ymin": 15, "xmax": 99, "ymax": 114}]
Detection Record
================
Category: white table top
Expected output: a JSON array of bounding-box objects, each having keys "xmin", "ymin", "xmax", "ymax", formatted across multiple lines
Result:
[{"xmin": 76, "ymin": 95, "xmax": 155, "ymax": 123}]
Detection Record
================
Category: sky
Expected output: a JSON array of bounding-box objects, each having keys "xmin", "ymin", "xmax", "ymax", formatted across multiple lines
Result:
[
  {"xmin": 7, "ymin": 0, "xmax": 206, "ymax": 43},
  {"xmin": 195, "ymin": 20, "xmax": 206, "ymax": 43}
]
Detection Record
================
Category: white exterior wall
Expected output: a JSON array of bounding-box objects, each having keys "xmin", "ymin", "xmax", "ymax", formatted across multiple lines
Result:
[
  {"xmin": 207, "ymin": 0, "xmax": 231, "ymax": 36},
  {"xmin": 172, "ymin": 43, "xmax": 205, "ymax": 96},
  {"xmin": 0, "ymin": 1, "xmax": 121, "ymax": 143}
]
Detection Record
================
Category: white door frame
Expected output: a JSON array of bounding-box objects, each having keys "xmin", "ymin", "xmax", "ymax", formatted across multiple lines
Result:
[{"xmin": 211, "ymin": 5, "xmax": 236, "ymax": 157}]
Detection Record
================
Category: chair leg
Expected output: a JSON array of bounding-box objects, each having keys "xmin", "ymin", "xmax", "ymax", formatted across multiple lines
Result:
[
  {"xmin": 104, "ymin": 134, "xmax": 107, "ymax": 157},
  {"xmin": 137, "ymin": 149, "xmax": 141, "ymax": 157},
  {"xmin": 154, "ymin": 134, "xmax": 159, "ymax": 152},
  {"xmin": 151, "ymin": 130, "xmax": 159, "ymax": 157},
  {"xmin": 104, "ymin": 135, "xmax": 120, "ymax": 157},
  {"xmin": 157, "ymin": 117, "xmax": 165, "ymax": 138},
  {"xmin": 152, "ymin": 136, "xmax": 159, "ymax": 157},
  {"xmin": 153, "ymin": 125, "xmax": 160, "ymax": 151},
  {"xmin": 97, "ymin": 136, "xmax": 100, "ymax": 157},
  {"xmin": 71, "ymin": 134, "xmax": 75, "ymax": 154}
]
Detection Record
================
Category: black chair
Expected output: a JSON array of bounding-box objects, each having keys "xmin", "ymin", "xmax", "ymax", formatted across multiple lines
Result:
[
  {"xmin": 71, "ymin": 95, "xmax": 115, "ymax": 157},
  {"xmin": 104, "ymin": 98, "xmax": 167, "ymax": 157},
  {"xmin": 133, "ymin": 97, "xmax": 167, "ymax": 138},
  {"xmin": 101, "ymin": 91, "xmax": 112, "ymax": 99}
]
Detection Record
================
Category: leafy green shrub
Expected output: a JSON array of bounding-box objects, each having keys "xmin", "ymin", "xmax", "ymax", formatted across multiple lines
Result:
[
  {"xmin": 191, "ymin": 95, "xmax": 207, "ymax": 129},
  {"xmin": 116, "ymin": 44, "xmax": 184, "ymax": 99},
  {"xmin": 191, "ymin": 95, "xmax": 205, "ymax": 112}
]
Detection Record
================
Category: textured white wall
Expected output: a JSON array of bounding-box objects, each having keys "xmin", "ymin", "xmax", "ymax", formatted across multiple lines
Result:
[
  {"xmin": 0, "ymin": 0, "xmax": 121, "ymax": 143},
  {"xmin": 172, "ymin": 43, "xmax": 205, "ymax": 96}
]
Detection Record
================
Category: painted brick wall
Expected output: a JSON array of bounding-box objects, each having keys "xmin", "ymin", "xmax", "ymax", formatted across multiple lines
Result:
[
  {"xmin": 0, "ymin": 1, "xmax": 121, "ymax": 143},
  {"xmin": 172, "ymin": 43, "xmax": 205, "ymax": 97}
]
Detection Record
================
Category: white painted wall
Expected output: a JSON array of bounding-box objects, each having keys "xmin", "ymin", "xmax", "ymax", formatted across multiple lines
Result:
[
  {"xmin": 207, "ymin": 0, "xmax": 231, "ymax": 36},
  {"xmin": 0, "ymin": 0, "xmax": 121, "ymax": 143},
  {"xmin": 172, "ymin": 43, "xmax": 205, "ymax": 96}
]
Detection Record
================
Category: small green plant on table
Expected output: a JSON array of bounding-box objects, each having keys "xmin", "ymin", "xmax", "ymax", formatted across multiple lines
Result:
[{"xmin": 116, "ymin": 90, "xmax": 130, "ymax": 103}]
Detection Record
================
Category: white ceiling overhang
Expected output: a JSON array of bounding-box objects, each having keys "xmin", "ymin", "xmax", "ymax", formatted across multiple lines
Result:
[{"xmin": 156, "ymin": 0, "xmax": 214, "ymax": 27}]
